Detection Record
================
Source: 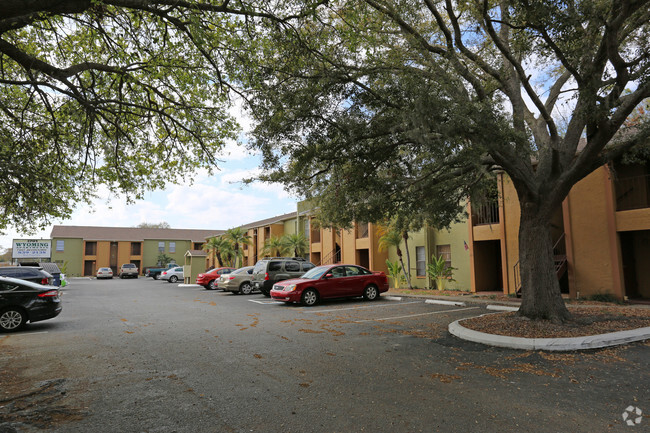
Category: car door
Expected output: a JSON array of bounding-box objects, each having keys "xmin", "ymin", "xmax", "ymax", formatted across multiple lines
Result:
[
  {"xmin": 318, "ymin": 266, "xmax": 348, "ymax": 299},
  {"xmin": 341, "ymin": 266, "xmax": 368, "ymax": 296},
  {"xmin": 0, "ymin": 281, "xmax": 36, "ymax": 311}
]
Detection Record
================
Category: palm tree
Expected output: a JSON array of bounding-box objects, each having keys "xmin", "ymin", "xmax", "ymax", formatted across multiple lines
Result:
[
  {"xmin": 261, "ymin": 235, "xmax": 287, "ymax": 257},
  {"xmin": 203, "ymin": 236, "xmax": 230, "ymax": 267},
  {"xmin": 378, "ymin": 227, "xmax": 412, "ymax": 290},
  {"xmin": 281, "ymin": 233, "xmax": 309, "ymax": 257},
  {"xmin": 224, "ymin": 227, "xmax": 251, "ymax": 268}
]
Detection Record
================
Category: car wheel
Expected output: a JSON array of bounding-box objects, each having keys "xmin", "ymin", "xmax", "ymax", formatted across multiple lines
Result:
[
  {"xmin": 153, "ymin": 274, "xmax": 159, "ymax": 280},
  {"xmin": 120, "ymin": 274, "xmax": 124, "ymax": 279},
  {"xmin": 0, "ymin": 308, "xmax": 27, "ymax": 332},
  {"xmin": 301, "ymin": 289, "xmax": 318, "ymax": 306},
  {"xmin": 260, "ymin": 289, "xmax": 271, "ymax": 298},
  {"xmin": 363, "ymin": 284, "xmax": 379, "ymax": 301},
  {"xmin": 239, "ymin": 282, "xmax": 253, "ymax": 295},
  {"xmin": 208, "ymin": 280, "xmax": 216, "ymax": 290},
  {"xmin": 169, "ymin": 275, "xmax": 178, "ymax": 283}
]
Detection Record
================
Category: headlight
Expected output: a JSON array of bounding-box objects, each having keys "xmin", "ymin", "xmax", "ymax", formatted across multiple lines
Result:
[{"xmin": 284, "ymin": 284, "xmax": 296, "ymax": 292}]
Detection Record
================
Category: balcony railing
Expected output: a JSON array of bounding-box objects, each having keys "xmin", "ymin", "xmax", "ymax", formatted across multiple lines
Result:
[
  {"xmin": 616, "ymin": 174, "xmax": 650, "ymax": 211},
  {"xmin": 472, "ymin": 200, "xmax": 500, "ymax": 226}
]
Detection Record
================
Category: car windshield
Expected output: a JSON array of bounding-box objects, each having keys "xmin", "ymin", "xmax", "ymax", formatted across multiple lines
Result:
[{"xmin": 300, "ymin": 266, "xmax": 330, "ymax": 280}]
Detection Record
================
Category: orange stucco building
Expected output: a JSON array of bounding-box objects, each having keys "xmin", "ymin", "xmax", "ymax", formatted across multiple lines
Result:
[{"xmin": 468, "ymin": 161, "xmax": 650, "ymax": 300}]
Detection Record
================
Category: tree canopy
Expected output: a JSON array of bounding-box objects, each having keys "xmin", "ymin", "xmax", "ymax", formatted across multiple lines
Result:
[
  {"xmin": 0, "ymin": 0, "xmax": 302, "ymax": 231},
  {"xmin": 236, "ymin": 0, "xmax": 650, "ymax": 321}
]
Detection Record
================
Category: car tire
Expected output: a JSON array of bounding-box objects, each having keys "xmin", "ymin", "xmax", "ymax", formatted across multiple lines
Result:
[
  {"xmin": 260, "ymin": 289, "xmax": 271, "ymax": 298},
  {"xmin": 120, "ymin": 274, "xmax": 124, "ymax": 279},
  {"xmin": 239, "ymin": 282, "xmax": 253, "ymax": 295},
  {"xmin": 301, "ymin": 289, "xmax": 319, "ymax": 306},
  {"xmin": 208, "ymin": 280, "xmax": 216, "ymax": 290},
  {"xmin": 363, "ymin": 284, "xmax": 379, "ymax": 301},
  {"xmin": 169, "ymin": 275, "xmax": 178, "ymax": 283},
  {"xmin": 0, "ymin": 308, "xmax": 27, "ymax": 332},
  {"xmin": 153, "ymin": 274, "xmax": 159, "ymax": 280}
]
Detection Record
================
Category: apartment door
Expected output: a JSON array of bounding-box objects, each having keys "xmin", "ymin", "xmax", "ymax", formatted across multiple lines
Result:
[{"xmin": 110, "ymin": 242, "xmax": 118, "ymax": 274}]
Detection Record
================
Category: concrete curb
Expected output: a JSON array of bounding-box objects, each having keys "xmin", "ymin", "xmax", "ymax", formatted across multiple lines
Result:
[
  {"xmin": 384, "ymin": 296, "xmax": 403, "ymax": 301},
  {"xmin": 449, "ymin": 315, "xmax": 650, "ymax": 351},
  {"xmin": 486, "ymin": 305, "xmax": 520, "ymax": 312},
  {"xmin": 426, "ymin": 299, "xmax": 466, "ymax": 307}
]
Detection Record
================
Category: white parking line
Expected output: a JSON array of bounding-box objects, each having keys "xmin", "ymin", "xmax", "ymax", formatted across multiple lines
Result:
[
  {"xmin": 302, "ymin": 301, "xmax": 422, "ymax": 313},
  {"xmin": 354, "ymin": 306, "xmax": 481, "ymax": 323},
  {"xmin": 248, "ymin": 299, "xmax": 284, "ymax": 305}
]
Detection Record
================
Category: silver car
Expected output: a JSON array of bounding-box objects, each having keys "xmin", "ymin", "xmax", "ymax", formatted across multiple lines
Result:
[
  {"xmin": 160, "ymin": 266, "xmax": 184, "ymax": 283},
  {"xmin": 220, "ymin": 266, "xmax": 255, "ymax": 294}
]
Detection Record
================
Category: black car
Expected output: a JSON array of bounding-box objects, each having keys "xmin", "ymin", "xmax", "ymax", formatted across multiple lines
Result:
[
  {"xmin": 251, "ymin": 257, "xmax": 316, "ymax": 297},
  {"xmin": 0, "ymin": 266, "xmax": 53, "ymax": 285},
  {"xmin": 0, "ymin": 276, "xmax": 62, "ymax": 332}
]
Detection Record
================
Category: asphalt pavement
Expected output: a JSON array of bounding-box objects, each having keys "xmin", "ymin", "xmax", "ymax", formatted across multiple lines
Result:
[{"xmin": 0, "ymin": 278, "xmax": 647, "ymax": 432}]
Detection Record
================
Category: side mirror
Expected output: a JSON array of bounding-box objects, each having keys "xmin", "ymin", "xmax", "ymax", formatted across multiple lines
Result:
[{"xmin": 324, "ymin": 273, "xmax": 333, "ymax": 279}]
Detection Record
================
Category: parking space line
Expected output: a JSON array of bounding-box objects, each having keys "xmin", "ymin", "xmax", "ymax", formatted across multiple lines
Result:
[
  {"xmin": 302, "ymin": 301, "xmax": 422, "ymax": 314},
  {"xmin": 248, "ymin": 299, "xmax": 284, "ymax": 305},
  {"xmin": 353, "ymin": 306, "xmax": 481, "ymax": 323}
]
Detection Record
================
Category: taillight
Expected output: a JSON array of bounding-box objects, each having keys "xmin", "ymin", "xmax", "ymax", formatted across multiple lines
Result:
[
  {"xmin": 264, "ymin": 272, "xmax": 269, "ymax": 281},
  {"xmin": 40, "ymin": 278, "xmax": 49, "ymax": 285},
  {"xmin": 38, "ymin": 290, "xmax": 59, "ymax": 298},
  {"xmin": 229, "ymin": 276, "xmax": 235, "ymax": 280}
]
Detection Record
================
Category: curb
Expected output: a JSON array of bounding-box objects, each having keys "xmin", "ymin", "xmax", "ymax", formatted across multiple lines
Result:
[
  {"xmin": 448, "ymin": 315, "xmax": 650, "ymax": 351},
  {"xmin": 486, "ymin": 305, "xmax": 519, "ymax": 312},
  {"xmin": 384, "ymin": 296, "xmax": 403, "ymax": 301},
  {"xmin": 426, "ymin": 299, "xmax": 466, "ymax": 307}
]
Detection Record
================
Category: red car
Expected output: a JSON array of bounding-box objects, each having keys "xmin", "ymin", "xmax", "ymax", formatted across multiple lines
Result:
[
  {"xmin": 196, "ymin": 267, "xmax": 235, "ymax": 290},
  {"xmin": 270, "ymin": 264, "xmax": 389, "ymax": 306}
]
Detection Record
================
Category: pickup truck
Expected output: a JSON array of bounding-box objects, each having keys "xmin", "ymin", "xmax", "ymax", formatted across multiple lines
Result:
[{"xmin": 145, "ymin": 263, "xmax": 178, "ymax": 280}]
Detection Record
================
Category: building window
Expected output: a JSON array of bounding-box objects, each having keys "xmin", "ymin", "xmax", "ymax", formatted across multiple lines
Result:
[
  {"xmin": 436, "ymin": 244, "xmax": 452, "ymax": 269},
  {"xmin": 85, "ymin": 241, "xmax": 97, "ymax": 256},
  {"xmin": 356, "ymin": 222, "xmax": 369, "ymax": 239},
  {"xmin": 158, "ymin": 242, "xmax": 165, "ymax": 253},
  {"xmin": 194, "ymin": 242, "xmax": 203, "ymax": 250},
  {"xmin": 131, "ymin": 242, "xmax": 142, "ymax": 256},
  {"xmin": 169, "ymin": 242, "xmax": 176, "ymax": 253},
  {"xmin": 416, "ymin": 246, "xmax": 426, "ymax": 277},
  {"xmin": 56, "ymin": 240, "xmax": 64, "ymax": 252}
]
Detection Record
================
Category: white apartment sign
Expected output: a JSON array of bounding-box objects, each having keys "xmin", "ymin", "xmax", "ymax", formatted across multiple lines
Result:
[{"xmin": 12, "ymin": 239, "xmax": 52, "ymax": 259}]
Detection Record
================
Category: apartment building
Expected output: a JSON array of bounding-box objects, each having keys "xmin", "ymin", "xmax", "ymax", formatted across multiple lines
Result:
[
  {"xmin": 51, "ymin": 226, "xmax": 220, "ymax": 277},
  {"xmin": 467, "ymin": 160, "xmax": 650, "ymax": 300}
]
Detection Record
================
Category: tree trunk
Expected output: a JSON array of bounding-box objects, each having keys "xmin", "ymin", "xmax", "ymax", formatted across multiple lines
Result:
[
  {"xmin": 402, "ymin": 232, "xmax": 413, "ymax": 290},
  {"xmin": 396, "ymin": 248, "xmax": 409, "ymax": 289},
  {"xmin": 517, "ymin": 204, "xmax": 571, "ymax": 323},
  {"xmin": 216, "ymin": 252, "xmax": 223, "ymax": 268}
]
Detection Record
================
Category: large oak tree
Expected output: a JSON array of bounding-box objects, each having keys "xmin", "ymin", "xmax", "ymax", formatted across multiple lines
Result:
[{"xmin": 237, "ymin": 0, "xmax": 650, "ymax": 322}]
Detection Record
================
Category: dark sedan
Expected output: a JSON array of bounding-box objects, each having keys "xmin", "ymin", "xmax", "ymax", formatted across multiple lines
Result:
[
  {"xmin": 270, "ymin": 264, "xmax": 389, "ymax": 306},
  {"xmin": 0, "ymin": 276, "xmax": 62, "ymax": 332}
]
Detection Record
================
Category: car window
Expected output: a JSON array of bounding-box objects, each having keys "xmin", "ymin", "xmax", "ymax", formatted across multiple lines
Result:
[
  {"xmin": 301, "ymin": 266, "xmax": 329, "ymax": 280},
  {"xmin": 223, "ymin": 269, "xmax": 233, "ymax": 274},
  {"xmin": 0, "ymin": 281, "xmax": 31, "ymax": 292},
  {"xmin": 345, "ymin": 266, "xmax": 363, "ymax": 276},
  {"xmin": 253, "ymin": 261, "xmax": 267, "ymax": 273},
  {"xmin": 330, "ymin": 267, "xmax": 346, "ymax": 278},
  {"xmin": 268, "ymin": 261, "xmax": 282, "ymax": 272},
  {"xmin": 285, "ymin": 261, "xmax": 300, "ymax": 272},
  {"xmin": 301, "ymin": 263, "xmax": 315, "ymax": 272},
  {"xmin": 174, "ymin": 267, "xmax": 183, "ymax": 272},
  {"xmin": 0, "ymin": 269, "xmax": 17, "ymax": 276}
]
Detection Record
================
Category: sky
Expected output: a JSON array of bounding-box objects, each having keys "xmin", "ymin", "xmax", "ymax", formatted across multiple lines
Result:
[{"xmin": 0, "ymin": 119, "xmax": 302, "ymax": 252}]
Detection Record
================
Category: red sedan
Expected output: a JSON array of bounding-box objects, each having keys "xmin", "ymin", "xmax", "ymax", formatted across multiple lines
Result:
[
  {"xmin": 196, "ymin": 267, "xmax": 235, "ymax": 290},
  {"xmin": 270, "ymin": 264, "xmax": 389, "ymax": 306}
]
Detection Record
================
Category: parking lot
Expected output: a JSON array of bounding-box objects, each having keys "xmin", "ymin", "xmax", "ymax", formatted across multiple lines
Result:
[{"xmin": 1, "ymin": 278, "xmax": 648, "ymax": 432}]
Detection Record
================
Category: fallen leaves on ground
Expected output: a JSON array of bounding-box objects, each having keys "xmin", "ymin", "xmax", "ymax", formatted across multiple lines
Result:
[{"xmin": 461, "ymin": 307, "xmax": 650, "ymax": 338}]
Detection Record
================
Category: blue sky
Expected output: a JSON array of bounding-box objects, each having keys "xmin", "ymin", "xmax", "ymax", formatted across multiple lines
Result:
[{"xmin": 0, "ymin": 139, "xmax": 301, "ymax": 251}]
